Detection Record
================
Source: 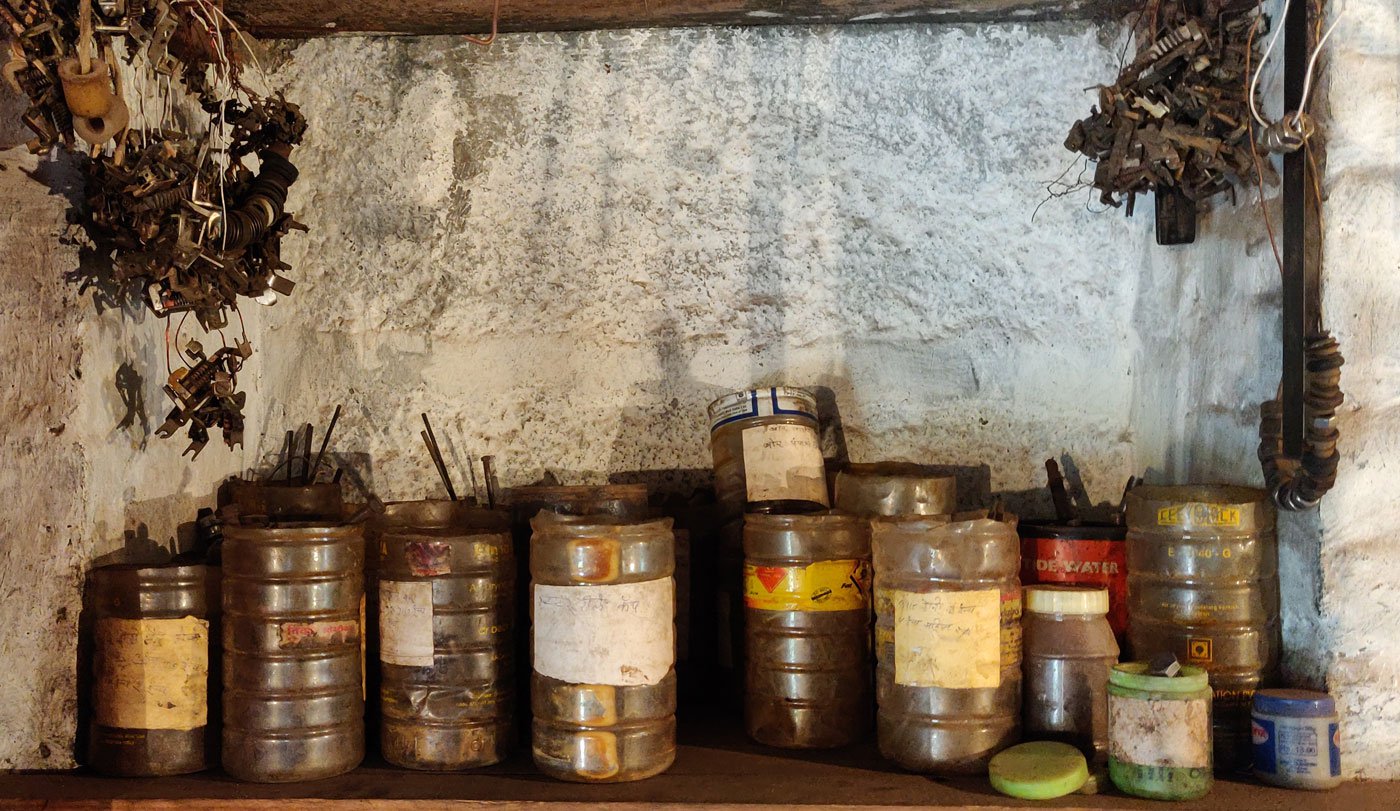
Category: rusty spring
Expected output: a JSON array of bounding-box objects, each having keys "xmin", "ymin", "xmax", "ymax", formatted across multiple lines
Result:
[{"xmin": 1258, "ymin": 332, "xmax": 1344, "ymax": 511}]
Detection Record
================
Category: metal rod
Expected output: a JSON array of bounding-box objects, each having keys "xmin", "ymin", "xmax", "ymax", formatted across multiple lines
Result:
[
  {"xmin": 300, "ymin": 424, "xmax": 313, "ymax": 485},
  {"xmin": 310, "ymin": 404, "xmax": 342, "ymax": 485},
  {"xmin": 1280, "ymin": 0, "xmax": 1315, "ymax": 459},
  {"xmin": 1045, "ymin": 459, "xmax": 1076, "ymax": 524},
  {"xmin": 482, "ymin": 455, "xmax": 497, "ymax": 510},
  {"xmin": 420, "ymin": 418, "xmax": 458, "ymax": 501},
  {"xmin": 282, "ymin": 430, "xmax": 294, "ymax": 483}
]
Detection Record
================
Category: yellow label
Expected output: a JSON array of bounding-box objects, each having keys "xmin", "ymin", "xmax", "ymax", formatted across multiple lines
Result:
[
  {"xmin": 1156, "ymin": 503, "xmax": 1242, "ymax": 527},
  {"xmin": 744, "ymin": 559, "xmax": 869, "ymax": 611},
  {"xmin": 1000, "ymin": 590, "xmax": 1022, "ymax": 668},
  {"xmin": 94, "ymin": 616, "xmax": 209, "ymax": 731},
  {"xmin": 893, "ymin": 589, "xmax": 1000, "ymax": 689}
]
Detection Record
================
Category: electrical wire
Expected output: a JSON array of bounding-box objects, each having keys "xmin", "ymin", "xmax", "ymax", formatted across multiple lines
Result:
[
  {"xmin": 1292, "ymin": 9, "xmax": 1343, "ymax": 127},
  {"xmin": 1244, "ymin": 14, "xmax": 1284, "ymax": 277},
  {"xmin": 464, "ymin": 0, "xmax": 501, "ymax": 46},
  {"xmin": 1249, "ymin": 0, "xmax": 1289, "ymax": 128}
]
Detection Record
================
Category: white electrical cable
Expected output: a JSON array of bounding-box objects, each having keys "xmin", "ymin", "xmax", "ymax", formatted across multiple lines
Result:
[
  {"xmin": 1249, "ymin": 0, "xmax": 1290, "ymax": 128},
  {"xmin": 1292, "ymin": 10, "xmax": 1344, "ymax": 127}
]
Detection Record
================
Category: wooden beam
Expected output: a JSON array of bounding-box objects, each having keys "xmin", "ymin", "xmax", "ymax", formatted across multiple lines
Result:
[{"xmin": 225, "ymin": 0, "xmax": 1138, "ymax": 38}]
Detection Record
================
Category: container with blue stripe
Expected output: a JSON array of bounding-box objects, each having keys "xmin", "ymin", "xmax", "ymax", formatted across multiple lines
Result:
[{"xmin": 707, "ymin": 387, "xmax": 828, "ymax": 520}]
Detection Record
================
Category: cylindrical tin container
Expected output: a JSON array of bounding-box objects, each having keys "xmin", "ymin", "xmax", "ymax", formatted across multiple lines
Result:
[
  {"xmin": 833, "ymin": 463, "xmax": 956, "ymax": 517},
  {"xmin": 1107, "ymin": 662, "xmax": 1213, "ymax": 800},
  {"xmin": 1252, "ymin": 689, "xmax": 1342, "ymax": 790},
  {"xmin": 743, "ymin": 512, "xmax": 870, "ymax": 749},
  {"xmin": 1022, "ymin": 586, "xmax": 1118, "ymax": 764},
  {"xmin": 225, "ymin": 480, "xmax": 344, "ymax": 522},
  {"xmin": 708, "ymin": 387, "xmax": 828, "ymax": 518},
  {"xmin": 373, "ymin": 500, "xmax": 514, "ymax": 770},
  {"xmin": 1018, "ymin": 521, "xmax": 1129, "ymax": 649},
  {"xmin": 1126, "ymin": 484, "xmax": 1279, "ymax": 772},
  {"xmin": 88, "ymin": 563, "xmax": 215, "ymax": 776},
  {"xmin": 221, "ymin": 516, "xmax": 365, "ymax": 783},
  {"xmin": 529, "ymin": 513, "xmax": 676, "ymax": 782},
  {"xmin": 872, "ymin": 512, "xmax": 1021, "ymax": 774}
]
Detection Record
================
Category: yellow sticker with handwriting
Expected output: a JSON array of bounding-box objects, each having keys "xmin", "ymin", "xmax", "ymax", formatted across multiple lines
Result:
[
  {"xmin": 893, "ymin": 589, "xmax": 1000, "ymax": 689},
  {"xmin": 744, "ymin": 559, "xmax": 869, "ymax": 612},
  {"xmin": 94, "ymin": 616, "xmax": 209, "ymax": 731}
]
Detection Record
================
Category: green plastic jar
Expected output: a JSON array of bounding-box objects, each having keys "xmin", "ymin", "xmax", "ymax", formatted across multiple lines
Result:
[{"xmin": 1107, "ymin": 663, "xmax": 1213, "ymax": 800}]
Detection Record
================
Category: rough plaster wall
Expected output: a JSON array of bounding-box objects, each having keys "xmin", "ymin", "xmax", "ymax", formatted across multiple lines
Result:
[
  {"xmin": 259, "ymin": 23, "xmax": 1153, "ymax": 517},
  {"xmin": 1316, "ymin": 0, "xmax": 1400, "ymax": 779}
]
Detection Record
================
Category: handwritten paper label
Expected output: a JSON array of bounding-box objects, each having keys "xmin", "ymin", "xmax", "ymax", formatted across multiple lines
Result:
[
  {"xmin": 740, "ymin": 424, "xmax": 829, "ymax": 505},
  {"xmin": 533, "ymin": 577, "xmax": 674, "ymax": 686},
  {"xmin": 94, "ymin": 616, "xmax": 209, "ymax": 731},
  {"xmin": 380, "ymin": 580, "xmax": 435, "ymax": 667},
  {"xmin": 1110, "ymin": 695, "xmax": 1211, "ymax": 768},
  {"xmin": 278, "ymin": 618, "xmax": 359, "ymax": 648},
  {"xmin": 893, "ymin": 589, "xmax": 1000, "ymax": 689}
]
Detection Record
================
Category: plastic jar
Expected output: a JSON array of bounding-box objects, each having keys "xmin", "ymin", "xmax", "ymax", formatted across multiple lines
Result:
[
  {"xmin": 1107, "ymin": 662, "xmax": 1213, "ymax": 800},
  {"xmin": 871, "ymin": 512, "xmax": 1022, "ymax": 774},
  {"xmin": 1252, "ymin": 689, "xmax": 1341, "ymax": 790},
  {"xmin": 529, "ymin": 513, "xmax": 676, "ymax": 782},
  {"xmin": 1022, "ymin": 586, "xmax": 1119, "ymax": 763},
  {"xmin": 708, "ymin": 387, "xmax": 828, "ymax": 518}
]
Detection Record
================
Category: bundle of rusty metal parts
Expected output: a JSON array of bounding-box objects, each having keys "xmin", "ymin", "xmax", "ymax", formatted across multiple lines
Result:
[
  {"xmin": 1064, "ymin": 2, "xmax": 1265, "ymax": 225},
  {"xmin": 2, "ymin": 0, "xmax": 306, "ymax": 457}
]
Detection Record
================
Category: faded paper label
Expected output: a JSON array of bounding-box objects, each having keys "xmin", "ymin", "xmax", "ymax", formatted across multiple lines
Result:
[
  {"xmin": 405, "ymin": 540, "xmax": 452, "ymax": 576},
  {"xmin": 278, "ymin": 617, "xmax": 359, "ymax": 648},
  {"xmin": 1000, "ymin": 589, "xmax": 1023, "ymax": 667},
  {"xmin": 744, "ymin": 559, "xmax": 870, "ymax": 612},
  {"xmin": 94, "ymin": 616, "xmax": 209, "ymax": 731},
  {"xmin": 533, "ymin": 577, "xmax": 674, "ymax": 686},
  {"xmin": 380, "ymin": 580, "xmax": 435, "ymax": 667},
  {"xmin": 893, "ymin": 589, "xmax": 1000, "ymax": 689},
  {"xmin": 1109, "ymin": 695, "xmax": 1211, "ymax": 768},
  {"xmin": 740, "ymin": 424, "xmax": 828, "ymax": 505}
]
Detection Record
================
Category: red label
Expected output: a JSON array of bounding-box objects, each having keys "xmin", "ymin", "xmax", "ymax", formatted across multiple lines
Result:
[
  {"xmin": 278, "ymin": 619, "xmax": 359, "ymax": 648},
  {"xmin": 754, "ymin": 566, "xmax": 787, "ymax": 593},
  {"xmin": 406, "ymin": 540, "xmax": 451, "ymax": 576},
  {"xmin": 1020, "ymin": 536, "xmax": 1128, "ymax": 642}
]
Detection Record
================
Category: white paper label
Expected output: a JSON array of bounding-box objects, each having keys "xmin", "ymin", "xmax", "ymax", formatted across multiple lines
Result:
[
  {"xmin": 740, "ymin": 423, "xmax": 828, "ymax": 504},
  {"xmin": 533, "ymin": 577, "xmax": 675, "ymax": 686},
  {"xmin": 380, "ymin": 580, "xmax": 435, "ymax": 667},
  {"xmin": 893, "ymin": 589, "xmax": 1000, "ymax": 688},
  {"xmin": 1109, "ymin": 695, "xmax": 1211, "ymax": 768}
]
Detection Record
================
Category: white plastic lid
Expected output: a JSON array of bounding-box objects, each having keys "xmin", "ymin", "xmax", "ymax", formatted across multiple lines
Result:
[{"xmin": 1025, "ymin": 585, "xmax": 1109, "ymax": 615}]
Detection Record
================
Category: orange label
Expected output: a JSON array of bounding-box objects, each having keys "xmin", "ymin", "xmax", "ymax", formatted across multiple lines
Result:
[{"xmin": 744, "ymin": 559, "xmax": 869, "ymax": 612}]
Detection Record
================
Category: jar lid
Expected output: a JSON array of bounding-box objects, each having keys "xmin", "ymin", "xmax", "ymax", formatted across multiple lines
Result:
[
  {"xmin": 1025, "ymin": 585, "xmax": 1109, "ymax": 615},
  {"xmin": 707, "ymin": 387, "xmax": 818, "ymax": 431},
  {"xmin": 988, "ymin": 741, "xmax": 1089, "ymax": 800},
  {"xmin": 1110, "ymin": 661, "xmax": 1210, "ymax": 693},
  {"xmin": 1254, "ymin": 689, "xmax": 1337, "ymax": 718}
]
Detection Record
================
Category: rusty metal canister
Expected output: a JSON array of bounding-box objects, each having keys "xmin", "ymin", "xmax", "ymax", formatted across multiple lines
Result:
[
  {"xmin": 834, "ymin": 463, "xmax": 957, "ymax": 517},
  {"xmin": 1018, "ymin": 521, "xmax": 1129, "ymax": 650},
  {"xmin": 871, "ymin": 512, "xmax": 1022, "ymax": 774},
  {"xmin": 708, "ymin": 387, "xmax": 829, "ymax": 519},
  {"xmin": 87, "ymin": 563, "xmax": 215, "ymax": 776},
  {"xmin": 743, "ymin": 512, "xmax": 871, "ymax": 749},
  {"xmin": 225, "ymin": 480, "xmax": 344, "ymax": 522},
  {"xmin": 1126, "ymin": 484, "xmax": 1279, "ymax": 772},
  {"xmin": 373, "ymin": 500, "xmax": 515, "ymax": 770},
  {"xmin": 529, "ymin": 512, "xmax": 677, "ymax": 782},
  {"xmin": 221, "ymin": 515, "xmax": 365, "ymax": 782}
]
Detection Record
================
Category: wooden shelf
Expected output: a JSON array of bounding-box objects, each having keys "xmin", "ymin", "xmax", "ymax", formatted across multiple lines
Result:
[{"xmin": 0, "ymin": 713, "xmax": 1390, "ymax": 810}]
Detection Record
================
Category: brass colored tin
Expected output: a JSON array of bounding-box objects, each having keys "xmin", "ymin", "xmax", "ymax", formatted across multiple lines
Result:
[
  {"xmin": 221, "ymin": 516, "xmax": 365, "ymax": 782},
  {"xmin": 834, "ymin": 463, "xmax": 957, "ymax": 517},
  {"xmin": 225, "ymin": 479, "xmax": 344, "ymax": 522},
  {"xmin": 373, "ymin": 500, "xmax": 515, "ymax": 770},
  {"xmin": 1125, "ymin": 484, "xmax": 1279, "ymax": 772},
  {"xmin": 87, "ymin": 563, "xmax": 215, "ymax": 776}
]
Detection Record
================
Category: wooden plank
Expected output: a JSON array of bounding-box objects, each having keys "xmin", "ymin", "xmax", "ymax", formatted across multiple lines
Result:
[{"xmin": 224, "ymin": 0, "xmax": 1138, "ymax": 37}]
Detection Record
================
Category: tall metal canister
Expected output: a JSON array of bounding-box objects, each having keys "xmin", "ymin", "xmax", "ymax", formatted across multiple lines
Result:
[
  {"xmin": 87, "ymin": 563, "xmax": 215, "ymax": 776},
  {"xmin": 871, "ymin": 512, "xmax": 1022, "ymax": 773},
  {"xmin": 221, "ymin": 513, "xmax": 365, "ymax": 782},
  {"xmin": 743, "ymin": 512, "xmax": 871, "ymax": 749},
  {"xmin": 373, "ymin": 500, "xmax": 515, "ymax": 770},
  {"xmin": 530, "ymin": 512, "xmax": 676, "ymax": 782},
  {"xmin": 1125, "ymin": 484, "xmax": 1279, "ymax": 771}
]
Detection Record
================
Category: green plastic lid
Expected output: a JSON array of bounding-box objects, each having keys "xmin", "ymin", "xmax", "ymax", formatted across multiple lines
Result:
[
  {"xmin": 1109, "ymin": 661, "xmax": 1210, "ymax": 693},
  {"xmin": 988, "ymin": 742, "xmax": 1089, "ymax": 800}
]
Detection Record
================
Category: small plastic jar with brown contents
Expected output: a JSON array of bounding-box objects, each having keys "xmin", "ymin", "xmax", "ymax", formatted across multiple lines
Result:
[{"xmin": 1022, "ymin": 586, "xmax": 1119, "ymax": 764}]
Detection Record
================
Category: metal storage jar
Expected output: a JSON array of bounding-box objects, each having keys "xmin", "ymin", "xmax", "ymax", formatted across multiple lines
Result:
[
  {"xmin": 87, "ymin": 563, "xmax": 215, "ymax": 776},
  {"xmin": 871, "ymin": 512, "xmax": 1021, "ymax": 774},
  {"xmin": 374, "ymin": 500, "xmax": 514, "ymax": 770},
  {"xmin": 833, "ymin": 462, "xmax": 956, "ymax": 517},
  {"xmin": 744, "ymin": 512, "xmax": 871, "ymax": 749},
  {"xmin": 1018, "ymin": 521, "xmax": 1129, "ymax": 650},
  {"xmin": 1126, "ymin": 484, "xmax": 1279, "ymax": 771},
  {"xmin": 708, "ymin": 387, "xmax": 828, "ymax": 518},
  {"xmin": 221, "ymin": 514, "xmax": 365, "ymax": 782},
  {"xmin": 530, "ymin": 512, "xmax": 676, "ymax": 782}
]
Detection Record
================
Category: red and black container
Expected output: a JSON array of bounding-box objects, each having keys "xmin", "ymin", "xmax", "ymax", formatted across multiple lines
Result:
[{"xmin": 1017, "ymin": 521, "xmax": 1129, "ymax": 651}]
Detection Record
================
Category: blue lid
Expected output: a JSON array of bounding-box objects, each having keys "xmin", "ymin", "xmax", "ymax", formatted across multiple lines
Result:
[{"xmin": 1253, "ymin": 688, "xmax": 1336, "ymax": 718}]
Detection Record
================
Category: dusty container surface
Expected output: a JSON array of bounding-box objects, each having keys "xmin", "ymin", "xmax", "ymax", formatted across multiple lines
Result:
[
  {"xmin": 373, "ymin": 501, "xmax": 515, "ymax": 770},
  {"xmin": 1107, "ymin": 662, "xmax": 1213, "ymax": 800},
  {"xmin": 871, "ymin": 512, "xmax": 1021, "ymax": 774},
  {"xmin": 1021, "ymin": 586, "xmax": 1119, "ymax": 764},
  {"xmin": 833, "ymin": 463, "xmax": 956, "ymax": 517},
  {"xmin": 708, "ymin": 387, "xmax": 828, "ymax": 518},
  {"xmin": 1126, "ymin": 484, "xmax": 1279, "ymax": 772},
  {"xmin": 221, "ymin": 516, "xmax": 365, "ymax": 783},
  {"xmin": 743, "ymin": 512, "xmax": 871, "ymax": 749},
  {"xmin": 225, "ymin": 479, "xmax": 345, "ymax": 522},
  {"xmin": 530, "ymin": 512, "xmax": 676, "ymax": 783},
  {"xmin": 88, "ymin": 563, "xmax": 215, "ymax": 776},
  {"xmin": 1017, "ymin": 521, "xmax": 1129, "ymax": 650}
]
